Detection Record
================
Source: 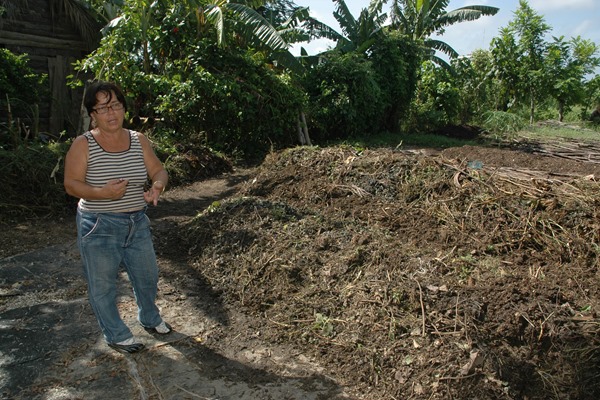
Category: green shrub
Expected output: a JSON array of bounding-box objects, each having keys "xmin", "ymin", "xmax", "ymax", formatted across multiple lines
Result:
[
  {"xmin": 148, "ymin": 127, "xmax": 233, "ymax": 186},
  {"xmin": 481, "ymin": 111, "xmax": 528, "ymax": 139},
  {"xmin": 155, "ymin": 44, "xmax": 304, "ymax": 161},
  {"xmin": 405, "ymin": 61, "xmax": 460, "ymax": 134},
  {"xmin": 0, "ymin": 141, "xmax": 71, "ymax": 216},
  {"xmin": 0, "ymin": 49, "xmax": 47, "ymax": 148},
  {"xmin": 369, "ymin": 32, "xmax": 420, "ymax": 132},
  {"xmin": 303, "ymin": 53, "xmax": 384, "ymax": 141}
]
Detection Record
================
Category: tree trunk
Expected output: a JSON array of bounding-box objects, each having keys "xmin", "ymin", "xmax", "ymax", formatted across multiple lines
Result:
[
  {"xmin": 143, "ymin": 41, "xmax": 151, "ymax": 74},
  {"xmin": 529, "ymin": 91, "xmax": 535, "ymax": 125},
  {"xmin": 297, "ymin": 111, "xmax": 312, "ymax": 146},
  {"xmin": 558, "ymin": 101, "xmax": 564, "ymax": 122}
]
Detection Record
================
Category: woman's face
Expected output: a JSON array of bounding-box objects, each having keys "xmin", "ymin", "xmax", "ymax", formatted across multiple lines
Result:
[{"xmin": 92, "ymin": 90, "xmax": 125, "ymax": 132}]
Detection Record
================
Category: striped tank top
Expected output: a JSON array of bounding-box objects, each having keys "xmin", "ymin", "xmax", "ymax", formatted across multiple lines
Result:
[{"xmin": 78, "ymin": 130, "xmax": 148, "ymax": 212}]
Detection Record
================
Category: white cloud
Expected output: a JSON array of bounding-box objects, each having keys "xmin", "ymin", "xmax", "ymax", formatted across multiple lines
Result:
[
  {"xmin": 529, "ymin": 0, "xmax": 595, "ymax": 11},
  {"xmin": 457, "ymin": 0, "xmax": 493, "ymax": 6}
]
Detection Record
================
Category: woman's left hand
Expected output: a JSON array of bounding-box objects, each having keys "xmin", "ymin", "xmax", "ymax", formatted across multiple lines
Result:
[{"xmin": 144, "ymin": 182, "xmax": 164, "ymax": 206}]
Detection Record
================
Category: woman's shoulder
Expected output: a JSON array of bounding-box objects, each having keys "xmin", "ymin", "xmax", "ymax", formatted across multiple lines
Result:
[
  {"xmin": 130, "ymin": 129, "xmax": 152, "ymax": 144},
  {"xmin": 74, "ymin": 131, "xmax": 92, "ymax": 143},
  {"xmin": 66, "ymin": 132, "xmax": 90, "ymax": 154},
  {"xmin": 128, "ymin": 129, "xmax": 147, "ymax": 141}
]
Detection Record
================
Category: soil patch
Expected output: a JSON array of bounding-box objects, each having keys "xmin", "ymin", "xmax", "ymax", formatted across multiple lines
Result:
[{"xmin": 2, "ymin": 138, "xmax": 600, "ymax": 399}]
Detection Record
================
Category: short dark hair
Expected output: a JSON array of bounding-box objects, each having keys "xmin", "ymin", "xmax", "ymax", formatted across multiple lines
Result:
[{"xmin": 83, "ymin": 81, "xmax": 127, "ymax": 116}]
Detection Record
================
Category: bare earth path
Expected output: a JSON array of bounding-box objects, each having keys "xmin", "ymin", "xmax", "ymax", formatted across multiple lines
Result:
[{"xmin": 0, "ymin": 169, "xmax": 352, "ymax": 400}]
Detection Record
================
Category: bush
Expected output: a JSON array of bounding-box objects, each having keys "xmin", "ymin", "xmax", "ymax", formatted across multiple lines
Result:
[
  {"xmin": 148, "ymin": 127, "xmax": 233, "ymax": 186},
  {"xmin": 303, "ymin": 53, "xmax": 384, "ymax": 141},
  {"xmin": 481, "ymin": 111, "xmax": 528, "ymax": 139},
  {"xmin": 0, "ymin": 141, "xmax": 72, "ymax": 217},
  {"xmin": 406, "ymin": 61, "xmax": 460, "ymax": 134},
  {"xmin": 369, "ymin": 32, "xmax": 420, "ymax": 132},
  {"xmin": 0, "ymin": 49, "xmax": 47, "ymax": 148},
  {"xmin": 154, "ymin": 44, "xmax": 305, "ymax": 161}
]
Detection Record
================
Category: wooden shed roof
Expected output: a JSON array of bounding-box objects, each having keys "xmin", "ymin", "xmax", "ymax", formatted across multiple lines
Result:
[{"xmin": 0, "ymin": 0, "xmax": 101, "ymax": 52}]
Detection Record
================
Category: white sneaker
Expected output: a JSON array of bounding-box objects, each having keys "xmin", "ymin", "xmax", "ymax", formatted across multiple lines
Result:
[
  {"xmin": 145, "ymin": 321, "xmax": 172, "ymax": 334},
  {"xmin": 108, "ymin": 337, "xmax": 145, "ymax": 353},
  {"xmin": 155, "ymin": 321, "xmax": 171, "ymax": 334},
  {"xmin": 116, "ymin": 337, "xmax": 137, "ymax": 345}
]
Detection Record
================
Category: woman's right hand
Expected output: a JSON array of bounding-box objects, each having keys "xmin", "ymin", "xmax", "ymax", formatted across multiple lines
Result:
[{"xmin": 104, "ymin": 178, "xmax": 129, "ymax": 199}]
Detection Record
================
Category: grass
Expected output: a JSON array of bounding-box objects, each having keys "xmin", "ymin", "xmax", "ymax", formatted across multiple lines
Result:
[
  {"xmin": 338, "ymin": 131, "xmax": 481, "ymax": 150},
  {"xmin": 520, "ymin": 123, "xmax": 600, "ymax": 142},
  {"xmin": 338, "ymin": 120, "xmax": 600, "ymax": 151}
]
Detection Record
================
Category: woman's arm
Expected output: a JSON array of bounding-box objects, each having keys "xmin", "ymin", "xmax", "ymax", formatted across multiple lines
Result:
[{"xmin": 138, "ymin": 132, "xmax": 168, "ymax": 205}]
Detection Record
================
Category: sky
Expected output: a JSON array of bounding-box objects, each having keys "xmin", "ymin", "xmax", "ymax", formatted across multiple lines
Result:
[{"xmin": 290, "ymin": 0, "xmax": 600, "ymax": 66}]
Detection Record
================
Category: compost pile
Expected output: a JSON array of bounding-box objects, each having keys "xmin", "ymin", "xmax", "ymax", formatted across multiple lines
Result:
[{"xmin": 180, "ymin": 145, "xmax": 600, "ymax": 399}]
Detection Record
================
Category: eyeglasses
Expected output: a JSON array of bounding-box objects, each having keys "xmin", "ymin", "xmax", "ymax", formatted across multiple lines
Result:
[{"xmin": 93, "ymin": 102, "xmax": 125, "ymax": 114}]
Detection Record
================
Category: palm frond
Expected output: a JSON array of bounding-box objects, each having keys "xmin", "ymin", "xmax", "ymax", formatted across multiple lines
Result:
[
  {"xmin": 332, "ymin": 0, "xmax": 358, "ymax": 40},
  {"xmin": 228, "ymin": 3, "xmax": 288, "ymax": 50},
  {"xmin": 389, "ymin": 0, "xmax": 409, "ymax": 31},
  {"xmin": 238, "ymin": 0, "xmax": 266, "ymax": 9},
  {"xmin": 278, "ymin": 6, "xmax": 310, "ymax": 30},
  {"xmin": 425, "ymin": 38, "xmax": 458, "ymax": 58},
  {"xmin": 438, "ymin": 6, "xmax": 499, "ymax": 28},
  {"xmin": 356, "ymin": 37, "xmax": 377, "ymax": 54},
  {"xmin": 374, "ymin": 13, "xmax": 387, "ymax": 28},
  {"xmin": 368, "ymin": 0, "xmax": 387, "ymax": 16},
  {"xmin": 428, "ymin": 53, "xmax": 453, "ymax": 72},
  {"xmin": 427, "ymin": 0, "xmax": 451, "ymax": 20},
  {"xmin": 276, "ymin": 7, "xmax": 312, "ymax": 44},
  {"xmin": 205, "ymin": 5, "xmax": 225, "ymax": 46},
  {"xmin": 270, "ymin": 49, "xmax": 305, "ymax": 75},
  {"xmin": 301, "ymin": 17, "xmax": 346, "ymax": 43}
]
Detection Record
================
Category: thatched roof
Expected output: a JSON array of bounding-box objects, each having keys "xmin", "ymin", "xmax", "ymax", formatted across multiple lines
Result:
[
  {"xmin": 1, "ymin": 0, "xmax": 101, "ymax": 49},
  {"xmin": 49, "ymin": 0, "xmax": 101, "ymax": 48}
]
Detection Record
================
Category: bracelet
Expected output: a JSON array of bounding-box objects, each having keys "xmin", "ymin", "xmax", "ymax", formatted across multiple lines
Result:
[{"xmin": 152, "ymin": 180, "xmax": 166, "ymax": 193}]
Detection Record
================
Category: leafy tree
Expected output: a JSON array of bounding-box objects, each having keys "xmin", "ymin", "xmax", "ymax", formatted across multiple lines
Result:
[
  {"xmin": 585, "ymin": 75, "xmax": 600, "ymax": 116},
  {"xmin": 489, "ymin": 27, "xmax": 521, "ymax": 111},
  {"xmin": 73, "ymin": 0, "xmax": 307, "ymax": 157},
  {"xmin": 75, "ymin": 0, "xmax": 294, "ymax": 103},
  {"xmin": 329, "ymin": 0, "xmax": 388, "ymax": 54},
  {"xmin": 449, "ymin": 49, "xmax": 496, "ymax": 124},
  {"xmin": 283, "ymin": 0, "xmax": 391, "ymax": 68},
  {"xmin": 545, "ymin": 36, "xmax": 599, "ymax": 121},
  {"xmin": 156, "ymin": 42, "xmax": 304, "ymax": 158},
  {"xmin": 506, "ymin": 0, "xmax": 551, "ymax": 123},
  {"xmin": 85, "ymin": 0, "xmax": 289, "ymax": 50},
  {"xmin": 388, "ymin": 0, "xmax": 499, "ymax": 68}
]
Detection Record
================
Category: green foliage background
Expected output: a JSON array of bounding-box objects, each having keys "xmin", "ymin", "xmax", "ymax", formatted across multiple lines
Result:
[{"xmin": 0, "ymin": 49, "xmax": 47, "ymax": 146}]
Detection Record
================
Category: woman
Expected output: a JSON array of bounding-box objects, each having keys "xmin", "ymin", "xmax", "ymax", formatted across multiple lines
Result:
[{"xmin": 64, "ymin": 81, "xmax": 171, "ymax": 354}]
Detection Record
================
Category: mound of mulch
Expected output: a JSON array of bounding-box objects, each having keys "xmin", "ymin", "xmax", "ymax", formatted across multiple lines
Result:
[{"xmin": 177, "ymin": 146, "xmax": 600, "ymax": 399}]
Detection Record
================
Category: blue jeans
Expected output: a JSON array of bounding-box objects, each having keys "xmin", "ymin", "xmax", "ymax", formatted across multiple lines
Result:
[{"xmin": 76, "ymin": 208, "xmax": 162, "ymax": 344}]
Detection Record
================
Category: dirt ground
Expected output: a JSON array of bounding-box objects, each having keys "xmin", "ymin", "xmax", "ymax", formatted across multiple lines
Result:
[{"xmin": 3, "ymin": 133, "xmax": 600, "ymax": 399}]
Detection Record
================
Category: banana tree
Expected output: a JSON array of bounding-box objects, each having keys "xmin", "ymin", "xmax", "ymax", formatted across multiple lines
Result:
[
  {"xmin": 389, "ymin": 0, "xmax": 499, "ymax": 68},
  {"xmin": 329, "ymin": 0, "xmax": 388, "ymax": 54},
  {"xmin": 306, "ymin": 0, "xmax": 387, "ymax": 55}
]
